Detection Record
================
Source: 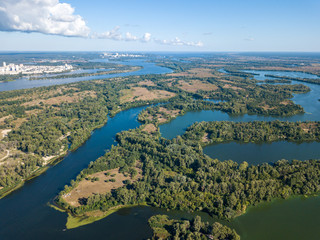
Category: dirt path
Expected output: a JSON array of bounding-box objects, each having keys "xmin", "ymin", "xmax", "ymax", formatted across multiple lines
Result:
[{"xmin": 0, "ymin": 150, "xmax": 10, "ymax": 162}]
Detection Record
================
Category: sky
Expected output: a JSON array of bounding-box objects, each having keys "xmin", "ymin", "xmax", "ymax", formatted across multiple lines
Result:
[{"xmin": 0, "ymin": 0, "xmax": 319, "ymax": 52}]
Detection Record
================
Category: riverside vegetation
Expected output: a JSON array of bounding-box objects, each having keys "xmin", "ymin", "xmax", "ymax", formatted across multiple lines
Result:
[
  {"xmin": 0, "ymin": 75, "xmax": 176, "ymax": 196},
  {"xmin": 148, "ymin": 215, "xmax": 240, "ymax": 240},
  {"xmin": 1, "ymin": 53, "xmax": 320, "ymax": 238},
  {"xmin": 56, "ymin": 113, "xmax": 320, "ymax": 225}
]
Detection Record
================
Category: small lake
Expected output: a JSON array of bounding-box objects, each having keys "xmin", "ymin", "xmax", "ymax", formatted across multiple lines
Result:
[{"xmin": 203, "ymin": 141, "xmax": 320, "ymax": 164}]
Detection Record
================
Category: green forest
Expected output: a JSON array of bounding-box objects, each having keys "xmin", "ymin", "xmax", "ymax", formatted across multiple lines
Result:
[
  {"xmin": 56, "ymin": 119, "xmax": 320, "ymax": 227},
  {"xmin": 148, "ymin": 215, "xmax": 240, "ymax": 240},
  {"xmin": 1, "ymin": 57, "xmax": 313, "ymax": 195}
]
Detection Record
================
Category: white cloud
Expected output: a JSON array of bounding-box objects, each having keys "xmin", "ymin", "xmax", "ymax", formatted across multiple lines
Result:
[
  {"xmin": 244, "ymin": 37, "xmax": 255, "ymax": 41},
  {"xmin": 125, "ymin": 32, "xmax": 138, "ymax": 41},
  {"xmin": 98, "ymin": 26, "xmax": 123, "ymax": 40},
  {"xmin": 155, "ymin": 37, "xmax": 203, "ymax": 47},
  {"xmin": 97, "ymin": 28, "xmax": 202, "ymax": 47},
  {"xmin": 0, "ymin": 0, "xmax": 90, "ymax": 37},
  {"xmin": 141, "ymin": 33, "xmax": 151, "ymax": 42},
  {"xmin": 0, "ymin": 0, "xmax": 203, "ymax": 47},
  {"xmin": 97, "ymin": 27, "xmax": 152, "ymax": 43}
]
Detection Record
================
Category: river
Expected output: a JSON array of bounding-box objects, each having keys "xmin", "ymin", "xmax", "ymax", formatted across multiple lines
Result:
[
  {"xmin": 0, "ymin": 63, "xmax": 320, "ymax": 239},
  {"xmin": 0, "ymin": 59, "xmax": 172, "ymax": 92},
  {"xmin": 0, "ymin": 106, "xmax": 156, "ymax": 239}
]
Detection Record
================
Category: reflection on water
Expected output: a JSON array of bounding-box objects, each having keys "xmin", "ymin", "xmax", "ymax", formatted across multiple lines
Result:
[{"xmin": 203, "ymin": 141, "xmax": 320, "ymax": 164}]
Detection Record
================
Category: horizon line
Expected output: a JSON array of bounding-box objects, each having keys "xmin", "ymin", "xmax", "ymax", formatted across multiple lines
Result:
[{"xmin": 0, "ymin": 50, "xmax": 320, "ymax": 53}]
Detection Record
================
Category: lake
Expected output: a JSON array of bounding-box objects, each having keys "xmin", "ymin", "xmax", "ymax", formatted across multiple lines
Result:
[{"xmin": 203, "ymin": 141, "xmax": 320, "ymax": 164}]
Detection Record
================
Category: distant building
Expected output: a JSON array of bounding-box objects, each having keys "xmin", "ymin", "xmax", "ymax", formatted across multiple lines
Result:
[{"xmin": 0, "ymin": 62, "xmax": 73, "ymax": 75}]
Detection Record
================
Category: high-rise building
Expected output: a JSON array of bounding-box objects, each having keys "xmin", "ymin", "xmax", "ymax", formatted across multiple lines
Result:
[{"xmin": 3, "ymin": 62, "xmax": 6, "ymax": 67}]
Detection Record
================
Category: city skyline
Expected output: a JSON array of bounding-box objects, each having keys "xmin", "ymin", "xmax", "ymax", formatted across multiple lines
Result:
[{"xmin": 0, "ymin": 0, "xmax": 319, "ymax": 52}]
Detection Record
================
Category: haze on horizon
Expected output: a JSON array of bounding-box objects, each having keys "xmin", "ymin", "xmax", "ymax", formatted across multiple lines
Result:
[{"xmin": 0, "ymin": 0, "xmax": 319, "ymax": 52}]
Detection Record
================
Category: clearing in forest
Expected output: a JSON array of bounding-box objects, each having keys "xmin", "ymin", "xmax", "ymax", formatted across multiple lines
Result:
[
  {"xmin": 120, "ymin": 87, "xmax": 175, "ymax": 103},
  {"xmin": 177, "ymin": 80, "xmax": 218, "ymax": 93},
  {"xmin": 62, "ymin": 167, "xmax": 141, "ymax": 207}
]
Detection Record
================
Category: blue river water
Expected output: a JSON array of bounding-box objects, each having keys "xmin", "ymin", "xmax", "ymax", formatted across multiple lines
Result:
[{"xmin": 0, "ymin": 59, "xmax": 172, "ymax": 92}]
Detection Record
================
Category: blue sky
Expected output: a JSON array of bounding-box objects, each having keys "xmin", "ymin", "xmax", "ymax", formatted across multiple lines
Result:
[{"xmin": 0, "ymin": 0, "xmax": 319, "ymax": 51}]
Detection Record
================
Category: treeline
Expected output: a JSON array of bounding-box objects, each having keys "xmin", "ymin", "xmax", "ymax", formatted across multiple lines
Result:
[
  {"xmin": 148, "ymin": 215, "xmax": 240, "ymax": 240},
  {"xmin": 0, "ymin": 75, "xmax": 17, "ymax": 82},
  {"xmin": 263, "ymin": 79, "xmax": 292, "ymax": 84},
  {"xmin": 71, "ymin": 61, "xmax": 123, "ymax": 70},
  {"xmin": 154, "ymin": 60, "xmax": 195, "ymax": 73},
  {"xmin": 222, "ymin": 68, "xmax": 256, "ymax": 79},
  {"xmin": 183, "ymin": 121, "xmax": 320, "ymax": 143}
]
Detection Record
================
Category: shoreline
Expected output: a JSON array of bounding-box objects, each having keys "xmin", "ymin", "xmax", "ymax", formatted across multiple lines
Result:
[
  {"xmin": 0, "ymin": 118, "xmax": 109, "ymax": 199},
  {"xmin": 0, "ymin": 100, "xmax": 171, "ymax": 199},
  {"xmin": 0, "ymin": 153, "xmax": 65, "ymax": 199},
  {"xmin": 58, "ymin": 192, "xmax": 320, "ymax": 230},
  {"xmin": 54, "ymin": 203, "xmax": 148, "ymax": 229}
]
